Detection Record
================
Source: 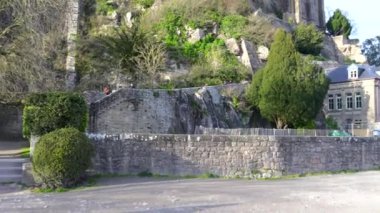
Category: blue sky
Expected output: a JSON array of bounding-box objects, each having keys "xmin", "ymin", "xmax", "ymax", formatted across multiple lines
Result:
[{"xmin": 325, "ymin": 0, "xmax": 380, "ymax": 43}]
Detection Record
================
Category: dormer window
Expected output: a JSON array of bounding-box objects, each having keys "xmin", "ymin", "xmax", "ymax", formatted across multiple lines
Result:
[
  {"xmin": 348, "ymin": 64, "xmax": 359, "ymax": 80},
  {"xmin": 350, "ymin": 69, "xmax": 357, "ymax": 78}
]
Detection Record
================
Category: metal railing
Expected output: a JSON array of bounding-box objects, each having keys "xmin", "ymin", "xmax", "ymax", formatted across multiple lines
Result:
[{"xmin": 196, "ymin": 126, "xmax": 371, "ymax": 137}]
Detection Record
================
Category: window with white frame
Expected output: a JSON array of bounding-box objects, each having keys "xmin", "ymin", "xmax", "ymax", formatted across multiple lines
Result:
[
  {"xmin": 336, "ymin": 94, "xmax": 342, "ymax": 110},
  {"xmin": 350, "ymin": 70, "xmax": 358, "ymax": 78},
  {"xmin": 328, "ymin": 94, "xmax": 334, "ymax": 110},
  {"xmin": 348, "ymin": 64, "xmax": 359, "ymax": 80},
  {"xmin": 346, "ymin": 93, "xmax": 353, "ymax": 109},
  {"xmin": 355, "ymin": 92, "xmax": 362, "ymax": 109}
]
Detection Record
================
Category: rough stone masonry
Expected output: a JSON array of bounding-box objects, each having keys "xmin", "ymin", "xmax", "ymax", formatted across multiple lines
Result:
[{"xmin": 91, "ymin": 134, "xmax": 380, "ymax": 178}]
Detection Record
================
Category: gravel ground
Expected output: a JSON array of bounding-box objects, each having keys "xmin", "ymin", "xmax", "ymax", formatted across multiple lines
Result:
[{"xmin": 1, "ymin": 171, "xmax": 380, "ymax": 212}]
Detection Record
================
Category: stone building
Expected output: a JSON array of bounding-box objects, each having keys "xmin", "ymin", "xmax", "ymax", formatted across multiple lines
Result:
[
  {"xmin": 324, "ymin": 64, "xmax": 380, "ymax": 135},
  {"xmin": 333, "ymin": 35, "xmax": 367, "ymax": 64}
]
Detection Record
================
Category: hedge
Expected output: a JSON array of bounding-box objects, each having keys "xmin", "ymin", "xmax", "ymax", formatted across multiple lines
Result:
[{"xmin": 22, "ymin": 92, "xmax": 88, "ymax": 138}]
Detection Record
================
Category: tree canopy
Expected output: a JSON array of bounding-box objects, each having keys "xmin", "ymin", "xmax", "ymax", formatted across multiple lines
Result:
[
  {"xmin": 246, "ymin": 29, "xmax": 329, "ymax": 129},
  {"xmin": 362, "ymin": 36, "xmax": 380, "ymax": 66},
  {"xmin": 326, "ymin": 9, "xmax": 352, "ymax": 38}
]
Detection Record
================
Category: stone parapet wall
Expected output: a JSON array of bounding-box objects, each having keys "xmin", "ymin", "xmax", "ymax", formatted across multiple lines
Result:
[
  {"xmin": 90, "ymin": 134, "xmax": 380, "ymax": 178},
  {"xmin": 88, "ymin": 84, "xmax": 247, "ymax": 135}
]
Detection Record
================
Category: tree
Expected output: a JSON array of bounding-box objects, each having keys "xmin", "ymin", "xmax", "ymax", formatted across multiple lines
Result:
[
  {"xmin": 0, "ymin": 0, "xmax": 68, "ymax": 93},
  {"xmin": 362, "ymin": 36, "xmax": 380, "ymax": 66},
  {"xmin": 133, "ymin": 41, "xmax": 167, "ymax": 87},
  {"xmin": 245, "ymin": 29, "xmax": 329, "ymax": 129},
  {"xmin": 326, "ymin": 9, "xmax": 352, "ymax": 38},
  {"xmin": 293, "ymin": 24, "xmax": 324, "ymax": 55}
]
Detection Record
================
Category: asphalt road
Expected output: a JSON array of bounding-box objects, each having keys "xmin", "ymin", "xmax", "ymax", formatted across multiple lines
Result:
[{"xmin": 1, "ymin": 171, "xmax": 380, "ymax": 212}]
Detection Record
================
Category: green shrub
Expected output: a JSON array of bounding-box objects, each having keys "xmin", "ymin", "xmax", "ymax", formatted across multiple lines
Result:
[
  {"xmin": 293, "ymin": 24, "xmax": 324, "ymax": 55},
  {"xmin": 133, "ymin": 0, "xmax": 155, "ymax": 8},
  {"xmin": 23, "ymin": 92, "xmax": 88, "ymax": 138},
  {"xmin": 96, "ymin": 0, "xmax": 116, "ymax": 16},
  {"xmin": 220, "ymin": 15, "xmax": 248, "ymax": 39},
  {"xmin": 33, "ymin": 128, "xmax": 93, "ymax": 189},
  {"xmin": 326, "ymin": 116, "xmax": 339, "ymax": 129},
  {"xmin": 187, "ymin": 47, "xmax": 249, "ymax": 86},
  {"xmin": 182, "ymin": 34, "xmax": 225, "ymax": 61}
]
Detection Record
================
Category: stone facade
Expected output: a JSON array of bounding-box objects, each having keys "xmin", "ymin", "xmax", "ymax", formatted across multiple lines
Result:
[
  {"xmin": 324, "ymin": 65, "xmax": 380, "ymax": 135},
  {"xmin": 0, "ymin": 104, "xmax": 23, "ymax": 141},
  {"xmin": 91, "ymin": 133, "xmax": 380, "ymax": 178},
  {"xmin": 324, "ymin": 78, "xmax": 380, "ymax": 134}
]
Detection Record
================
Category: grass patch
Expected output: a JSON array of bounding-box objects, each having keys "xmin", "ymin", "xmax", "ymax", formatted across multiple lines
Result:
[
  {"xmin": 258, "ymin": 169, "xmax": 361, "ymax": 181},
  {"xmin": 19, "ymin": 147, "xmax": 30, "ymax": 158}
]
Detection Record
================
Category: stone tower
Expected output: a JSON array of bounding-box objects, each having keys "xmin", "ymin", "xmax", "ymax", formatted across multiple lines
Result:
[
  {"xmin": 289, "ymin": 0, "xmax": 325, "ymax": 28},
  {"xmin": 252, "ymin": 0, "xmax": 325, "ymax": 28}
]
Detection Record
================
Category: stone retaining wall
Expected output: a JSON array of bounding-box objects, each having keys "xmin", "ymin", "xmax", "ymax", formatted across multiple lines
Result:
[
  {"xmin": 91, "ymin": 134, "xmax": 380, "ymax": 178},
  {"xmin": 0, "ymin": 104, "xmax": 23, "ymax": 141}
]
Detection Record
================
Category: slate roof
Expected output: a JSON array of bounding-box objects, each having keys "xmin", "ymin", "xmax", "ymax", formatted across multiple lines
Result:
[{"xmin": 327, "ymin": 64, "xmax": 380, "ymax": 83}]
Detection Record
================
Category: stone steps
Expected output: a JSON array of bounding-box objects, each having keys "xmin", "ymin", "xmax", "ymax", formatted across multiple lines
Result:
[{"xmin": 0, "ymin": 158, "xmax": 28, "ymax": 183}]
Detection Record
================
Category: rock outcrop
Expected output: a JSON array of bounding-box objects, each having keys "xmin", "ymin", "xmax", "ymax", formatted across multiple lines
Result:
[
  {"xmin": 226, "ymin": 38, "xmax": 241, "ymax": 56},
  {"xmin": 257, "ymin": 45, "xmax": 269, "ymax": 61},
  {"xmin": 239, "ymin": 39, "xmax": 262, "ymax": 73},
  {"xmin": 321, "ymin": 35, "xmax": 345, "ymax": 64}
]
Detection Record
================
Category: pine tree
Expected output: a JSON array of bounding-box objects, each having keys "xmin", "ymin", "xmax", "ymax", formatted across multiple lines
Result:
[
  {"xmin": 326, "ymin": 9, "xmax": 352, "ymax": 38},
  {"xmin": 246, "ymin": 29, "xmax": 329, "ymax": 129}
]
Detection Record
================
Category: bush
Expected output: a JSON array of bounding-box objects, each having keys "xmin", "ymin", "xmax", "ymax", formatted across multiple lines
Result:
[
  {"xmin": 293, "ymin": 24, "xmax": 324, "ymax": 55},
  {"xmin": 326, "ymin": 116, "xmax": 339, "ymax": 129},
  {"xmin": 133, "ymin": 0, "xmax": 155, "ymax": 8},
  {"xmin": 187, "ymin": 47, "xmax": 249, "ymax": 86},
  {"xmin": 96, "ymin": 0, "xmax": 117, "ymax": 16},
  {"xmin": 33, "ymin": 128, "xmax": 93, "ymax": 189},
  {"xmin": 220, "ymin": 15, "xmax": 248, "ymax": 39},
  {"xmin": 23, "ymin": 92, "xmax": 88, "ymax": 138}
]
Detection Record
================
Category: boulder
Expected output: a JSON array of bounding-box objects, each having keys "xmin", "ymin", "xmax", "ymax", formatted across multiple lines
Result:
[
  {"xmin": 240, "ymin": 39, "xmax": 262, "ymax": 73},
  {"xmin": 124, "ymin": 12, "xmax": 133, "ymax": 28},
  {"xmin": 257, "ymin": 45, "xmax": 269, "ymax": 61},
  {"xmin": 188, "ymin": 28, "xmax": 205, "ymax": 44},
  {"xmin": 226, "ymin": 38, "xmax": 241, "ymax": 56},
  {"xmin": 212, "ymin": 22, "xmax": 219, "ymax": 35}
]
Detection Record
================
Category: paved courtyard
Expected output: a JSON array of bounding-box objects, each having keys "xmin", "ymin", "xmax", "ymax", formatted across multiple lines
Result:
[{"xmin": 1, "ymin": 171, "xmax": 380, "ymax": 212}]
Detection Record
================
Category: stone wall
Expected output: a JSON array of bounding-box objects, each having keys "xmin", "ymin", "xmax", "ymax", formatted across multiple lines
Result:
[
  {"xmin": 88, "ymin": 84, "xmax": 248, "ymax": 134},
  {"xmin": 0, "ymin": 104, "xmax": 23, "ymax": 141},
  {"xmin": 333, "ymin": 35, "xmax": 367, "ymax": 64},
  {"xmin": 90, "ymin": 134, "xmax": 380, "ymax": 178}
]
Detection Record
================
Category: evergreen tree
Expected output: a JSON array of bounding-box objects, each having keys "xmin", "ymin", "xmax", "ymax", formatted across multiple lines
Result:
[
  {"xmin": 326, "ymin": 9, "xmax": 352, "ymax": 38},
  {"xmin": 246, "ymin": 29, "xmax": 329, "ymax": 129}
]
